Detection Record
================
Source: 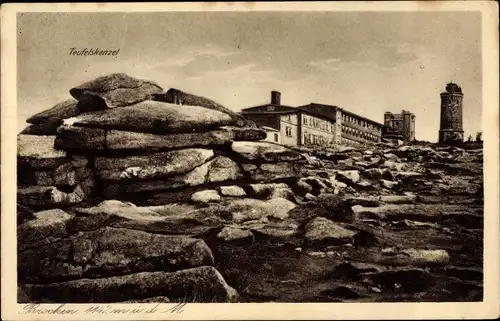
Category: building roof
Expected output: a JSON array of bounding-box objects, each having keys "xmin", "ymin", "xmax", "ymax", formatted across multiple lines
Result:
[
  {"xmin": 297, "ymin": 103, "xmax": 339, "ymax": 123},
  {"xmin": 261, "ymin": 126, "xmax": 279, "ymax": 132},
  {"xmin": 240, "ymin": 104, "xmax": 300, "ymax": 116},
  {"xmin": 341, "ymin": 108, "xmax": 384, "ymax": 127},
  {"xmin": 241, "ymin": 102, "xmax": 383, "ymax": 127}
]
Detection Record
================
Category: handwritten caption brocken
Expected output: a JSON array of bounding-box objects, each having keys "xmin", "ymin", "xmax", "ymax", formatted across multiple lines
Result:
[{"xmin": 23, "ymin": 302, "xmax": 187, "ymax": 316}]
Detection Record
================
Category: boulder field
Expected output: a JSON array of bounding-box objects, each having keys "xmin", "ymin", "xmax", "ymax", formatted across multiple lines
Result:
[{"xmin": 17, "ymin": 73, "xmax": 483, "ymax": 303}]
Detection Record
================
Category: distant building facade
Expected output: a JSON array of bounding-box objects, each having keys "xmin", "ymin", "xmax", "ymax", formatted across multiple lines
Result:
[
  {"xmin": 240, "ymin": 91, "xmax": 383, "ymax": 147},
  {"xmin": 439, "ymin": 83, "xmax": 464, "ymax": 144},
  {"xmin": 382, "ymin": 110, "xmax": 416, "ymax": 143}
]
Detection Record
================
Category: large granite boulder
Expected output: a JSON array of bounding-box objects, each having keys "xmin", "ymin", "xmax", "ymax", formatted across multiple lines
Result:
[
  {"xmin": 62, "ymin": 100, "xmax": 236, "ymax": 134},
  {"xmin": 152, "ymin": 88, "xmax": 250, "ymax": 127},
  {"xmin": 18, "ymin": 226, "xmax": 215, "ymax": 283},
  {"xmin": 216, "ymin": 198, "xmax": 296, "ymax": 223},
  {"xmin": 26, "ymin": 99, "xmax": 80, "ymax": 128},
  {"xmin": 303, "ymin": 217, "xmax": 357, "ymax": 247},
  {"xmin": 17, "ymin": 176, "xmax": 94, "ymax": 208},
  {"xmin": 71, "ymin": 200, "xmax": 225, "ymax": 236},
  {"xmin": 20, "ymin": 266, "xmax": 237, "ymax": 303},
  {"xmin": 69, "ymin": 73, "xmax": 163, "ymax": 110},
  {"xmin": 19, "ymin": 163, "xmax": 92, "ymax": 188},
  {"xmin": 18, "ymin": 209, "xmax": 74, "ymax": 251},
  {"xmin": 56, "ymin": 125, "xmax": 236, "ymax": 151},
  {"xmin": 231, "ymin": 141, "xmax": 303, "ymax": 163},
  {"xmin": 18, "ymin": 135, "xmax": 67, "ymax": 169},
  {"xmin": 100, "ymin": 155, "xmax": 242, "ymax": 196},
  {"xmin": 206, "ymin": 156, "xmax": 243, "ymax": 183},
  {"xmin": 95, "ymin": 149, "xmax": 214, "ymax": 181},
  {"xmin": 241, "ymin": 162, "xmax": 305, "ymax": 181},
  {"xmin": 20, "ymin": 123, "xmax": 61, "ymax": 136}
]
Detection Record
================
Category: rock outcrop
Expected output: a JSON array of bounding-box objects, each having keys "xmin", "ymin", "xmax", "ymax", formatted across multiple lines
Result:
[{"xmin": 17, "ymin": 73, "xmax": 483, "ymax": 303}]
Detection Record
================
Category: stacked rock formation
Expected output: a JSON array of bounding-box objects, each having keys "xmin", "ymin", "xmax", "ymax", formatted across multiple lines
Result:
[
  {"xmin": 18, "ymin": 73, "xmax": 483, "ymax": 303},
  {"xmin": 18, "ymin": 73, "xmax": 308, "ymax": 210}
]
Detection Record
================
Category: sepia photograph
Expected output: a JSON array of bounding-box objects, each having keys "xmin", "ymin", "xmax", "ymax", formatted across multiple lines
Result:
[{"xmin": 2, "ymin": 2, "xmax": 499, "ymax": 320}]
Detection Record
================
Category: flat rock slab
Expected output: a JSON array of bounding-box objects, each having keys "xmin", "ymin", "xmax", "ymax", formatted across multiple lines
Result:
[
  {"xmin": 56, "ymin": 125, "xmax": 239, "ymax": 152},
  {"xmin": 27, "ymin": 99, "xmax": 80, "ymax": 125},
  {"xmin": 217, "ymin": 227, "xmax": 254, "ymax": 242},
  {"xmin": 95, "ymin": 149, "xmax": 214, "ymax": 181},
  {"xmin": 18, "ymin": 135, "xmax": 67, "ymax": 169},
  {"xmin": 217, "ymin": 198, "xmax": 296, "ymax": 223},
  {"xmin": 357, "ymin": 248, "xmax": 451, "ymax": 267},
  {"xmin": 72, "ymin": 200, "xmax": 224, "ymax": 236},
  {"xmin": 246, "ymin": 182, "xmax": 289, "ymax": 199},
  {"xmin": 18, "ymin": 163, "xmax": 92, "ymax": 188},
  {"xmin": 55, "ymin": 126, "xmax": 107, "ymax": 150},
  {"xmin": 351, "ymin": 204, "xmax": 483, "ymax": 228},
  {"xmin": 94, "ymin": 148, "xmax": 213, "ymax": 170},
  {"xmin": 304, "ymin": 217, "xmax": 357, "ymax": 247},
  {"xmin": 65, "ymin": 100, "xmax": 236, "ymax": 134},
  {"xmin": 18, "ymin": 226, "xmax": 215, "ymax": 283},
  {"xmin": 101, "ymin": 156, "xmax": 242, "ymax": 196},
  {"xmin": 17, "ymin": 176, "xmax": 94, "ymax": 208},
  {"xmin": 20, "ymin": 123, "xmax": 61, "ymax": 136},
  {"xmin": 70, "ymin": 73, "xmax": 163, "ymax": 110},
  {"xmin": 218, "ymin": 185, "xmax": 247, "ymax": 197},
  {"xmin": 191, "ymin": 189, "xmax": 221, "ymax": 204},
  {"xmin": 106, "ymin": 128, "xmax": 235, "ymax": 151},
  {"xmin": 153, "ymin": 88, "xmax": 249, "ymax": 127},
  {"xmin": 222, "ymin": 126, "xmax": 266, "ymax": 141},
  {"xmin": 20, "ymin": 266, "xmax": 237, "ymax": 303},
  {"xmin": 241, "ymin": 162, "xmax": 305, "ymax": 181},
  {"xmin": 18, "ymin": 209, "xmax": 74, "ymax": 251},
  {"xmin": 231, "ymin": 141, "xmax": 303, "ymax": 163}
]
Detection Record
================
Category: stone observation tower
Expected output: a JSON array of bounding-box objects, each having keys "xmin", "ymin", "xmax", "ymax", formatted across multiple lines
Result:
[{"xmin": 439, "ymin": 82, "xmax": 464, "ymax": 144}]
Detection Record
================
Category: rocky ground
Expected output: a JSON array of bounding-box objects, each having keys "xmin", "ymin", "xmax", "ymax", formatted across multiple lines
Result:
[
  {"xmin": 17, "ymin": 73, "xmax": 483, "ymax": 303},
  {"xmin": 18, "ymin": 143, "xmax": 483, "ymax": 303}
]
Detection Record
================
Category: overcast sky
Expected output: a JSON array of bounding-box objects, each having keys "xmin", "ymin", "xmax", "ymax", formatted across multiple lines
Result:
[{"xmin": 17, "ymin": 11, "xmax": 482, "ymax": 142}]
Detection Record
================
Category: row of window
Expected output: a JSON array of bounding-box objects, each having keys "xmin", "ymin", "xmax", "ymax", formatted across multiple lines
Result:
[
  {"xmin": 304, "ymin": 133, "xmax": 329, "ymax": 145},
  {"xmin": 303, "ymin": 116, "xmax": 331, "ymax": 132},
  {"xmin": 342, "ymin": 114, "xmax": 378, "ymax": 130},
  {"xmin": 342, "ymin": 126, "xmax": 379, "ymax": 142}
]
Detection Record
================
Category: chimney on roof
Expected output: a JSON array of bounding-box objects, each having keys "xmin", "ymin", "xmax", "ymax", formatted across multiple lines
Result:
[{"xmin": 271, "ymin": 91, "xmax": 281, "ymax": 105}]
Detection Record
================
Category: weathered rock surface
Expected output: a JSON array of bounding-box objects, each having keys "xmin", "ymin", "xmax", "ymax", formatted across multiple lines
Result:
[
  {"xmin": 152, "ymin": 88, "xmax": 249, "ymax": 127},
  {"xmin": 26, "ymin": 99, "xmax": 80, "ymax": 126},
  {"xmin": 21, "ymin": 266, "xmax": 237, "ymax": 303},
  {"xmin": 241, "ymin": 162, "xmax": 305, "ymax": 181},
  {"xmin": 191, "ymin": 190, "xmax": 221, "ymax": 204},
  {"xmin": 71, "ymin": 200, "xmax": 221, "ymax": 236},
  {"xmin": 206, "ymin": 156, "xmax": 243, "ymax": 183},
  {"xmin": 70, "ymin": 73, "xmax": 163, "ymax": 110},
  {"xmin": 303, "ymin": 217, "xmax": 356, "ymax": 246},
  {"xmin": 231, "ymin": 141, "xmax": 303, "ymax": 163},
  {"xmin": 18, "ymin": 176, "xmax": 94, "ymax": 208},
  {"xmin": 217, "ymin": 227, "xmax": 254, "ymax": 242},
  {"xmin": 96, "ymin": 149, "xmax": 214, "ymax": 181},
  {"xmin": 216, "ymin": 198, "xmax": 295, "ymax": 223},
  {"xmin": 20, "ymin": 123, "xmax": 61, "ymax": 136},
  {"xmin": 19, "ymin": 163, "xmax": 91, "ymax": 188},
  {"xmin": 18, "ymin": 135, "xmax": 67, "ymax": 169},
  {"xmin": 217, "ymin": 185, "xmax": 247, "ymax": 197},
  {"xmin": 19, "ymin": 226, "xmax": 214, "ymax": 283},
  {"xmin": 18, "ymin": 209, "xmax": 73, "ymax": 251},
  {"xmin": 65, "ymin": 100, "xmax": 236, "ymax": 134},
  {"xmin": 101, "ymin": 156, "xmax": 242, "ymax": 196},
  {"xmin": 289, "ymin": 194, "xmax": 355, "ymax": 223}
]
